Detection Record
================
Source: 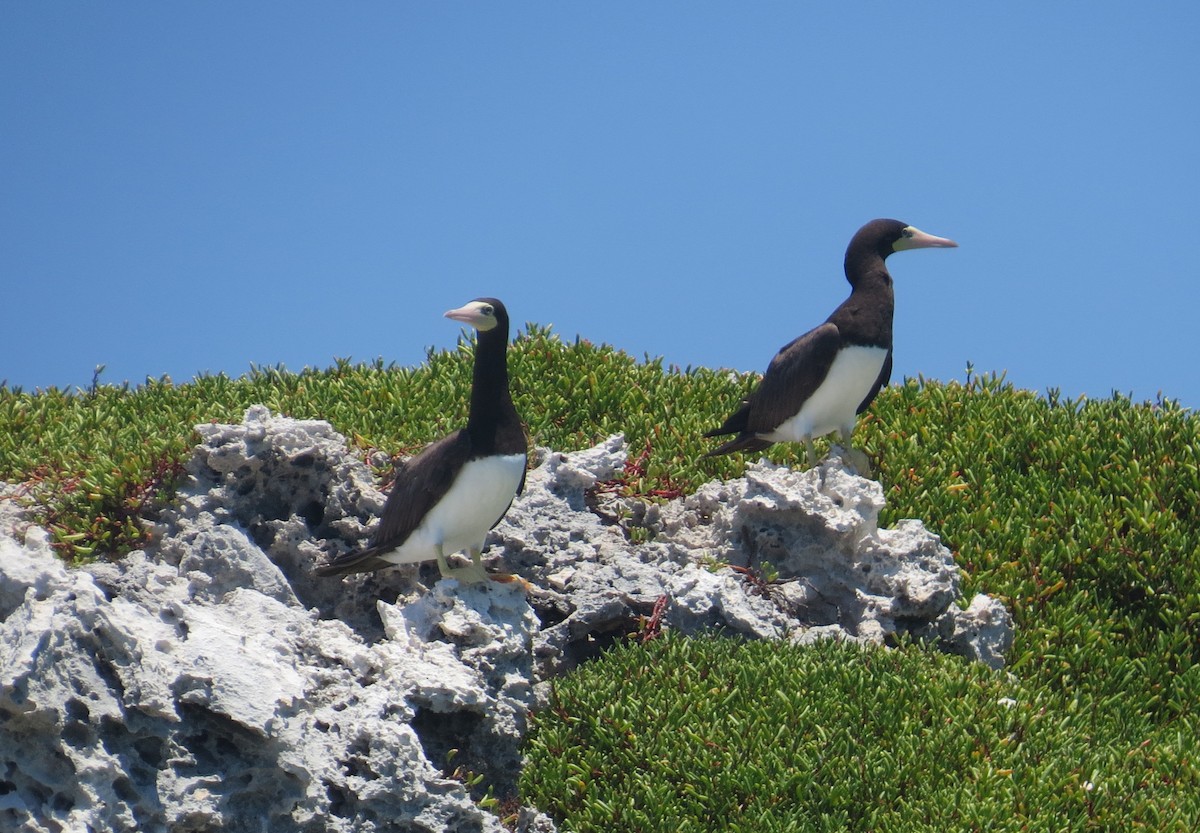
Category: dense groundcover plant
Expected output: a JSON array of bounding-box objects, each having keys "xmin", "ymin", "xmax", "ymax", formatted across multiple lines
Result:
[{"xmin": 522, "ymin": 634, "xmax": 1195, "ymax": 832}]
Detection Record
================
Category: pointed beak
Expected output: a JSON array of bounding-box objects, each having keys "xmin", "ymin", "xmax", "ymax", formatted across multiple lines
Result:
[
  {"xmin": 899, "ymin": 226, "xmax": 958, "ymax": 250},
  {"xmin": 444, "ymin": 305, "xmax": 481, "ymax": 325}
]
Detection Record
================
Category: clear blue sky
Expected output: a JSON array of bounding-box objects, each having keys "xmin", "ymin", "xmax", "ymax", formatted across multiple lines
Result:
[{"xmin": 4, "ymin": 4, "xmax": 1198, "ymax": 407}]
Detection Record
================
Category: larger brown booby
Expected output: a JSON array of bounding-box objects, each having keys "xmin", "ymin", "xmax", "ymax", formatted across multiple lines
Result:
[
  {"xmin": 704, "ymin": 219, "xmax": 957, "ymax": 469},
  {"xmin": 315, "ymin": 298, "xmax": 526, "ymax": 584}
]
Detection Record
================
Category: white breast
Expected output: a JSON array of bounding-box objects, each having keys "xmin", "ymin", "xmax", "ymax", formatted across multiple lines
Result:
[
  {"xmin": 382, "ymin": 453, "xmax": 526, "ymax": 565},
  {"xmin": 765, "ymin": 344, "xmax": 888, "ymax": 443}
]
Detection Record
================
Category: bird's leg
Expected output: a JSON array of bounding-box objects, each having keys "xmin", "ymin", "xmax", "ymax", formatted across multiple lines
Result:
[
  {"xmin": 462, "ymin": 547, "xmax": 492, "ymax": 583},
  {"xmin": 435, "ymin": 544, "xmax": 491, "ymax": 585},
  {"xmin": 470, "ymin": 546, "xmax": 527, "ymax": 586},
  {"xmin": 435, "ymin": 543, "xmax": 453, "ymax": 578},
  {"xmin": 838, "ymin": 427, "xmax": 873, "ymax": 476},
  {"xmin": 803, "ymin": 436, "xmax": 818, "ymax": 468}
]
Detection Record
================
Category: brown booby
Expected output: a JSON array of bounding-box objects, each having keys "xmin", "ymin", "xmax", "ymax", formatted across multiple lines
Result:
[
  {"xmin": 315, "ymin": 298, "xmax": 526, "ymax": 584},
  {"xmin": 704, "ymin": 219, "xmax": 957, "ymax": 469}
]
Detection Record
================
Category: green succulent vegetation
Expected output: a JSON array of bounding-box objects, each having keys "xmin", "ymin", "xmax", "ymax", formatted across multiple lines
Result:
[
  {"xmin": 524, "ymin": 634, "xmax": 1194, "ymax": 832},
  {"xmin": 2, "ymin": 325, "xmax": 1198, "ymax": 829}
]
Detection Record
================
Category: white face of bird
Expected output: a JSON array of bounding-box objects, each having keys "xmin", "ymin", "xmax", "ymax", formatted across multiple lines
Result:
[
  {"xmin": 444, "ymin": 300, "xmax": 499, "ymax": 331},
  {"xmin": 893, "ymin": 226, "xmax": 958, "ymax": 252}
]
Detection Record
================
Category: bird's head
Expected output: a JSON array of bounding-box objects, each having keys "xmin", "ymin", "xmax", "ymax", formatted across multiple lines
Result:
[
  {"xmin": 444, "ymin": 298, "xmax": 508, "ymax": 332},
  {"xmin": 852, "ymin": 218, "xmax": 957, "ymax": 259},
  {"xmin": 844, "ymin": 219, "xmax": 957, "ymax": 282}
]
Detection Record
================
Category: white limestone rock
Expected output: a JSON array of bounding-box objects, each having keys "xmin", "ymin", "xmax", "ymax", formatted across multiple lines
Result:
[
  {"xmin": 490, "ymin": 443, "xmax": 1010, "ymax": 673},
  {"xmin": 0, "ymin": 411, "xmax": 551, "ymax": 833},
  {"xmin": 0, "ymin": 538, "xmax": 542, "ymax": 832},
  {"xmin": 926, "ymin": 592, "xmax": 1015, "ymax": 669}
]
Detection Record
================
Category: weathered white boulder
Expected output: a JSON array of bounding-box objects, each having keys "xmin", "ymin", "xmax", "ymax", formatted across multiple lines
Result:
[
  {"xmin": 490, "ymin": 437, "xmax": 1013, "ymax": 674},
  {"xmin": 0, "ymin": 407, "xmax": 552, "ymax": 833},
  {"xmin": 0, "ymin": 406, "xmax": 1012, "ymax": 833},
  {"xmin": 0, "ymin": 548, "xmax": 546, "ymax": 832}
]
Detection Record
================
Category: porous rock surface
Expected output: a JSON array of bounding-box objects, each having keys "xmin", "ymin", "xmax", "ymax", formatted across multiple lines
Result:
[
  {"xmin": 0, "ymin": 406, "xmax": 1012, "ymax": 832},
  {"xmin": 497, "ymin": 435, "xmax": 1012, "ymax": 675}
]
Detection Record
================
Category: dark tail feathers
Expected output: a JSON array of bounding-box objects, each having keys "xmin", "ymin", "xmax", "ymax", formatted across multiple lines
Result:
[
  {"xmin": 703, "ymin": 435, "xmax": 775, "ymax": 458},
  {"xmin": 313, "ymin": 547, "xmax": 396, "ymax": 578}
]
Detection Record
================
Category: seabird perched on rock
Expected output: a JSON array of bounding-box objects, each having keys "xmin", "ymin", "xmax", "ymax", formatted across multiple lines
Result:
[
  {"xmin": 704, "ymin": 219, "xmax": 957, "ymax": 470},
  {"xmin": 315, "ymin": 298, "xmax": 527, "ymax": 584}
]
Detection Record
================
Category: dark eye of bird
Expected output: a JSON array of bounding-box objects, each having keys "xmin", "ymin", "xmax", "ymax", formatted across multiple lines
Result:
[{"xmin": 482, "ymin": 305, "xmax": 494, "ymax": 316}]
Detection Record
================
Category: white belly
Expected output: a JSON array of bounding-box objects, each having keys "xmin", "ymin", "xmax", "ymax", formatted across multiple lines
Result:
[
  {"xmin": 764, "ymin": 345, "xmax": 888, "ymax": 443},
  {"xmin": 383, "ymin": 453, "xmax": 526, "ymax": 565}
]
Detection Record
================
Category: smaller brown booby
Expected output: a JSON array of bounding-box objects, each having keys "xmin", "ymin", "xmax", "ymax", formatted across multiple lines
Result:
[
  {"xmin": 704, "ymin": 219, "xmax": 957, "ymax": 470},
  {"xmin": 315, "ymin": 298, "xmax": 526, "ymax": 584}
]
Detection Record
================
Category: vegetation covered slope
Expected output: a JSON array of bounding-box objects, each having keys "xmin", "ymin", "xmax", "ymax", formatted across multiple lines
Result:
[{"xmin": 3, "ymin": 326, "xmax": 1198, "ymax": 829}]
